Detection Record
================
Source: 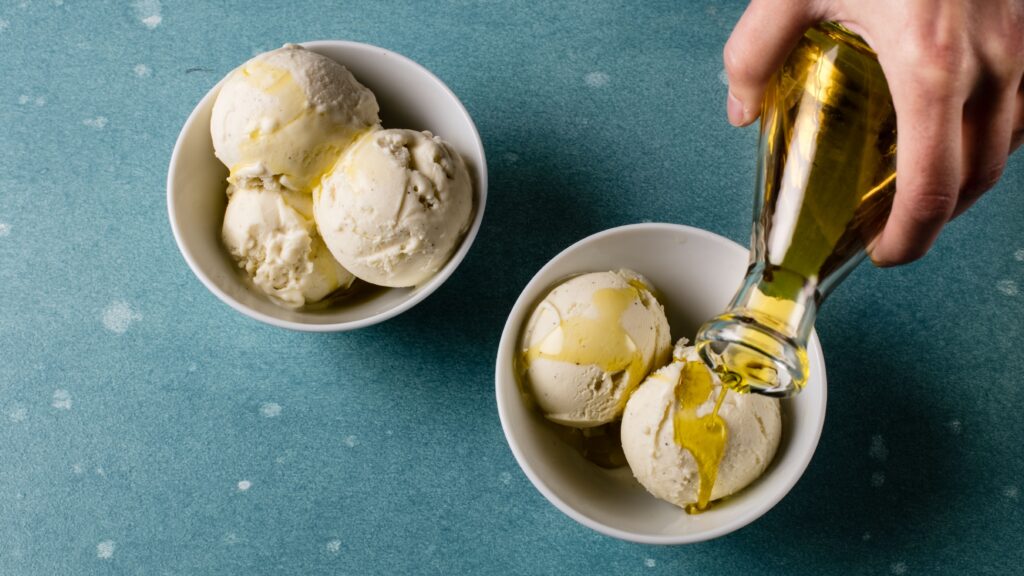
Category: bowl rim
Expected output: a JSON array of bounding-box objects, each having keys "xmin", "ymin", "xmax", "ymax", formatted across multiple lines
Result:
[
  {"xmin": 166, "ymin": 39, "xmax": 488, "ymax": 332},
  {"xmin": 494, "ymin": 222, "xmax": 828, "ymax": 544}
]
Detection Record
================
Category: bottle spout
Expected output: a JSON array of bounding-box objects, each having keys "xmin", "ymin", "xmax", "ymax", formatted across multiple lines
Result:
[{"xmin": 696, "ymin": 313, "xmax": 809, "ymax": 397}]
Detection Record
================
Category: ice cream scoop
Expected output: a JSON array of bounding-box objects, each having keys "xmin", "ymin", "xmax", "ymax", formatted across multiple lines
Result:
[
  {"xmin": 519, "ymin": 270, "xmax": 672, "ymax": 428},
  {"xmin": 211, "ymin": 44, "xmax": 379, "ymax": 193},
  {"xmin": 621, "ymin": 342, "xmax": 781, "ymax": 510},
  {"xmin": 314, "ymin": 129, "xmax": 473, "ymax": 287},
  {"xmin": 222, "ymin": 185, "xmax": 355, "ymax": 307}
]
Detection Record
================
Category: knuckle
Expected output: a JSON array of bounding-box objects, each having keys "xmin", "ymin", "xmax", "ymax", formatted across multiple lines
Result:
[
  {"xmin": 1000, "ymin": 12, "xmax": 1024, "ymax": 60},
  {"xmin": 722, "ymin": 39, "xmax": 752, "ymax": 84},
  {"xmin": 964, "ymin": 161, "xmax": 1007, "ymax": 195},
  {"xmin": 903, "ymin": 188, "xmax": 956, "ymax": 226},
  {"xmin": 901, "ymin": 33, "xmax": 968, "ymax": 90},
  {"xmin": 993, "ymin": 36, "xmax": 1024, "ymax": 68},
  {"xmin": 981, "ymin": 35, "xmax": 1024, "ymax": 80}
]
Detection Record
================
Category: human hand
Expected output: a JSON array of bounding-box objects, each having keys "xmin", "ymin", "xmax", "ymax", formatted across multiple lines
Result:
[{"xmin": 723, "ymin": 0, "xmax": 1024, "ymax": 266}]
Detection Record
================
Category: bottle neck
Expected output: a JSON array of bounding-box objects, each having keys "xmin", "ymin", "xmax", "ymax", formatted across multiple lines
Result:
[
  {"xmin": 694, "ymin": 264, "xmax": 816, "ymax": 397},
  {"xmin": 730, "ymin": 263, "xmax": 819, "ymax": 344}
]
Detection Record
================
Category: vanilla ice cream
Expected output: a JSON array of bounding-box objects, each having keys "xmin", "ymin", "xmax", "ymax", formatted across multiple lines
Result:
[
  {"xmin": 519, "ymin": 270, "xmax": 672, "ymax": 428},
  {"xmin": 314, "ymin": 129, "xmax": 473, "ymax": 287},
  {"xmin": 621, "ymin": 342, "xmax": 781, "ymax": 510},
  {"xmin": 211, "ymin": 44, "xmax": 379, "ymax": 193},
  {"xmin": 222, "ymin": 186, "xmax": 355, "ymax": 307}
]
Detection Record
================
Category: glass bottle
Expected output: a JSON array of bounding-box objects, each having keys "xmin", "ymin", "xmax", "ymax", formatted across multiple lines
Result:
[{"xmin": 696, "ymin": 23, "xmax": 897, "ymax": 396}]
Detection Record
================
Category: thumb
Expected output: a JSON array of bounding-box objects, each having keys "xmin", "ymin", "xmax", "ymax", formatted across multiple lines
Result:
[{"xmin": 724, "ymin": 0, "xmax": 824, "ymax": 126}]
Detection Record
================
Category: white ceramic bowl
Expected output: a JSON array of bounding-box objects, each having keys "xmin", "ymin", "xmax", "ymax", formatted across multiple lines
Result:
[
  {"xmin": 167, "ymin": 40, "xmax": 487, "ymax": 331},
  {"xmin": 495, "ymin": 223, "xmax": 827, "ymax": 544}
]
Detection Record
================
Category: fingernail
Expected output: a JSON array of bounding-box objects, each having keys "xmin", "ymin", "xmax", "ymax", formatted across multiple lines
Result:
[
  {"xmin": 868, "ymin": 243, "xmax": 892, "ymax": 266},
  {"xmin": 866, "ymin": 239, "xmax": 894, "ymax": 268},
  {"xmin": 869, "ymin": 254, "xmax": 895, "ymax": 268},
  {"xmin": 727, "ymin": 91, "xmax": 746, "ymax": 127}
]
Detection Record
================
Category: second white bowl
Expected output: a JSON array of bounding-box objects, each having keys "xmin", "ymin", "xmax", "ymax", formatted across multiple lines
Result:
[{"xmin": 495, "ymin": 223, "xmax": 827, "ymax": 544}]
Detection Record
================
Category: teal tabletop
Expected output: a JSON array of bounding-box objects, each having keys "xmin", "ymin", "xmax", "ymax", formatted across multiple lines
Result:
[{"xmin": 2, "ymin": 1, "xmax": 1023, "ymax": 574}]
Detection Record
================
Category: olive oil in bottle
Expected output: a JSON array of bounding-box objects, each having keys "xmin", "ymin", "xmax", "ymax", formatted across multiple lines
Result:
[{"xmin": 696, "ymin": 23, "xmax": 897, "ymax": 396}]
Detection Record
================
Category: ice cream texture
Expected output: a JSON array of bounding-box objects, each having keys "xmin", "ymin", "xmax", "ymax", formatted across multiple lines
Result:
[
  {"xmin": 222, "ymin": 186, "xmax": 355, "ymax": 308},
  {"xmin": 621, "ymin": 342, "xmax": 782, "ymax": 511},
  {"xmin": 211, "ymin": 44, "xmax": 380, "ymax": 194},
  {"xmin": 314, "ymin": 129, "xmax": 474, "ymax": 287},
  {"xmin": 519, "ymin": 270, "xmax": 672, "ymax": 428}
]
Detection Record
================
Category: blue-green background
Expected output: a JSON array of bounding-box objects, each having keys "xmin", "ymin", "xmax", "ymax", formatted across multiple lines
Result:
[{"xmin": 1, "ymin": 1, "xmax": 1022, "ymax": 574}]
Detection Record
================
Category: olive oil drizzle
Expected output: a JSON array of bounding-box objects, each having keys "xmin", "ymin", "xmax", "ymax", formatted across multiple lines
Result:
[
  {"xmin": 523, "ymin": 286, "xmax": 649, "ymax": 407},
  {"xmin": 672, "ymin": 360, "xmax": 729, "ymax": 514}
]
